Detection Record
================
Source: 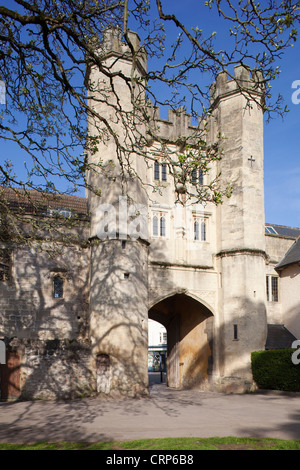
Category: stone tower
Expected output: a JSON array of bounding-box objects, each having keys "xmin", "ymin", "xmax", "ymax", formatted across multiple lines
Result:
[
  {"xmin": 210, "ymin": 66, "xmax": 267, "ymax": 390},
  {"xmin": 86, "ymin": 29, "xmax": 268, "ymax": 396},
  {"xmin": 86, "ymin": 28, "xmax": 150, "ymax": 396}
]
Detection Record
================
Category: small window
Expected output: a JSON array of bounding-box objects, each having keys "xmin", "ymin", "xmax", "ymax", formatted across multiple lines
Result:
[
  {"xmin": 193, "ymin": 219, "xmax": 207, "ymax": 241},
  {"xmin": 0, "ymin": 249, "xmax": 11, "ymax": 282},
  {"xmin": 265, "ymin": 226, "xmax": 277, "ymax": 235},
  {"xmin": 153, "ymin": 216, "xmax": 158, "ymax": 236},
  {"xmin": 154, "ymin": 161, "xmax": 167, "ymax": 182},
  {"xmin": 152, "ymin": 212, "xmax": 167, "ymax": 238},
  {"xmin": 48, "ymin": 207, "xmax": 73, "ymax": 218},
  {"xmin": 154, "ymin": 161, "xmax": 160, "ymax": 181},
  {"xmin": 192, "ymin": 169, "xmax": 197, "ymax": 184},
  {"xmin": 266, "ymin": 275, "xmax": 279, "ymax": 302},
  {"xmin": 0, "ymin": 263, "xmax": 10, "ymax": 282},
  {"xmin": 194, "ymin": 221, "xmax": 199, "ymax": 241},
  {"xmin": 199, "ymin": 170, "xmax": 203, "ymax": 185},
  {"xmin": 53, "ymin": 275, "xmax": 63, "ymax": 298},
  {"xmin": 233, "ymin": 324, "xmax": 238, "ymax": 340},
  {"xmin": 271, "ymin": 276, "xmax": 278, "ymax": 302},
  {"xmin": 160, "ymin": 216, "xmax": 166, "ymax": 237},
  {"xmin": 161, "ymin": 163, "xmax": 167, "ymax": 182},
  {"xmin": 191, "ymin": 169, "xmax": 203, "ymax": 185},
  {"xmin": 201, "ymin": 221, "xmax": 206, "ymax": 241},
  {"xmin": 159, "ymin": 331, "xmax": 167, "ymax": 344}
]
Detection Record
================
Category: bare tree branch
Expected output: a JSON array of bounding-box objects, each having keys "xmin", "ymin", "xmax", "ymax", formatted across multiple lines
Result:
[{"xmin": 0, "ymin": 0, "xmax": 298, "ymax": 242}]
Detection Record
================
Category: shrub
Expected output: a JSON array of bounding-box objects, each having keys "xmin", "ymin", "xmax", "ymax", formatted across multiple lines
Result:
[{"xmin": 251, "ymin": 349, "xmax": 300, "ymax": 392}]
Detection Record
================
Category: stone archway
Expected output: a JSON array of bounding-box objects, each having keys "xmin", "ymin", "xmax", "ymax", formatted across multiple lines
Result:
[{"xmin": 149, "ymin": 293, "xmax": 214, "ymax": 389}]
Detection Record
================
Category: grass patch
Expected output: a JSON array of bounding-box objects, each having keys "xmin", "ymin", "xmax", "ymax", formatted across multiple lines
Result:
[{"xmin": 1, "ymin": 437, "xmax": 300, "ymax": 450}]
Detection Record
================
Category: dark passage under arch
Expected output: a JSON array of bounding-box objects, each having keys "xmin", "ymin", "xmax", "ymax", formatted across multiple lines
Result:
[{"xmin": 149, "ymin": 293, "xmax": 214, "ymax": 389}]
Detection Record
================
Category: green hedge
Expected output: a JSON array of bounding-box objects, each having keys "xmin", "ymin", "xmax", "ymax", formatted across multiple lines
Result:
[{"xmin": 251, "ymin": 349, "xmax": 300, "ymax": 392}]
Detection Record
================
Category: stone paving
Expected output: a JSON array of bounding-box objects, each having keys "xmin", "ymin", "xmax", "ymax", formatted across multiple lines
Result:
[{"xmin": 0, "ymin": 381, "xmax": 300, "ymax": 443}]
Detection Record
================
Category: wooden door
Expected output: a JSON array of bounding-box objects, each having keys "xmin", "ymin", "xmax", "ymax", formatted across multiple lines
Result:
[{"xmin": 0, "ymin": 351, "xmax": 20, "ymax": 399}]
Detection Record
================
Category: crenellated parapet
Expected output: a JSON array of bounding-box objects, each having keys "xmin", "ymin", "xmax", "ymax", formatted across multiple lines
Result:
[
  {"xmin": 98, "ymin": 26, "xmax": 147, "ymax": 76},
  {"xmin": 94, "ymin": 28, "xmax": 265, "ymax": 145},
  {"xmin": 146, "ymin": 104, "xmax": 203, "ymax": 143},
  {"xmin": 96, "ymin": 27, "xmax": 204, "ymax": 143},
  {"xmin": 145, "ymin": 66, "xmax": 264, "ymax": 143},
  {"xmin": 210, "ymin": 65, "xmax": 264, "ymax": 108}
]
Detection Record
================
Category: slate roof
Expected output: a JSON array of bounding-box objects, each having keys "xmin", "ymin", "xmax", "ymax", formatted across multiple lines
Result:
[
  {"xmin": 265, "ymin": 324, "xmax": 298, "ymax": 349},
  {"xmin": 265, "ymin": 223, "xmax": 300, "ymax": 239},
  {"xmin": 0, "ymin": 187, "xmax": 88, "ymax": 217},
  {"xmin": 275, "ymin": 236, "xmax": 300, "ymax": 270}
]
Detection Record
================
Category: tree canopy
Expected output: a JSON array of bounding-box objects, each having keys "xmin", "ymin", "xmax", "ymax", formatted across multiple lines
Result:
[{"xmin": 0, "ymin": 0, "xmax": 299, "ymax": 237}]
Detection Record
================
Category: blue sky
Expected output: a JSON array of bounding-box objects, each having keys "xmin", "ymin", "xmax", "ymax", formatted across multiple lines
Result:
[
  {"xmin": 263, "ymin": 41, "xmax": 300, "ymax": 228},
  {"xmin": 146, "ymin": 1, "xmax": 300, "ymax": 229},
  {"xmin": 1, "ymin": 0, "xmax": 300, "ymax": 228}
]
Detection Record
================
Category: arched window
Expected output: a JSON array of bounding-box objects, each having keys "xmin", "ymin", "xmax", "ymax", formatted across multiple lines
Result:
[
  {"xmin": 194, "ymin": 220, "xmax": 199, "ymax": 240},
  {"xmin": 160, "ymin": 216, "xmax": 166, "ymax": 237},
  {"xmin": 192, "ymin": 169, "xmax": 203, "ymax": 185},
  {"xmin": 161, "ymin": 163, "xmax": 167, "ymax": 181},
  {"xmin": 192, "ymin": 169, "xmax": 197, "ymax": 184},
  {"xmin": 53, "ymin": 275, "xmax": 63, "ymax": 298},
  {"xmin": 152, "ymin": 212, "xmax": 167, "ymax": 238},
  {"xmin": 201, "ymin": 221, "xmax": 206, "ymax": 241},
  {"xmin": 199, "ymin": 170, "xmax": 204, "ymax": 185},
  {"xmin": 153, "ymin": 216, "xmax": 158, "ymax": 236},
  {"xmin": 154, "ymin": 161, "xmax": 167, "ymax": 182},
  {"xmin": 0, "ymin": 249, "xmax": 11, "ymax": 282},
  {"xmin": 154, "ymin": 161, "xmax": 160, "ymax": 180}
]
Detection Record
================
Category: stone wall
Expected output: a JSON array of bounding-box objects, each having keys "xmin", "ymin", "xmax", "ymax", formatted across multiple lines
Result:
[
  {"xmin": 4, "ymin": 337, "xmax": 94, "ymax": 400},
  {"xmin": 0, "ymin": 240, "xmax": 92, "ymax": 400},
  {"xmin": 280, "ymin": 264, "xmax": 300, "ymax": 339},
  {"xmin": 265, "ymin": 234, "xmax": 295, "ymax": 325}
]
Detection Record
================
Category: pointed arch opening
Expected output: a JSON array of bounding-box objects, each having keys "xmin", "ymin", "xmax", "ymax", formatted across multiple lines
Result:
[
  {"xmin": 148, "ymin": 293, "xmax": 214, "ymax": 390},
  {"xmin": 148, "ymin": 319, "xmax": 167, "ymax": 386}
]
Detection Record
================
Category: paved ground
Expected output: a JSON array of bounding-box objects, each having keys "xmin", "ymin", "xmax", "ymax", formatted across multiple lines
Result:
[{"xmin": 0, "ymin": 380, "xmax": 300, "ymax": 444}]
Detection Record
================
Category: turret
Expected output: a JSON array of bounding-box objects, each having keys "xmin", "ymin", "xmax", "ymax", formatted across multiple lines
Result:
[
  {"xmin": 210, "ymin": 65, "xmax": 267, "ymax": 390},
  {"xmin": 86, "ymin": 27, "xmax": 149, "ymax": 397}
]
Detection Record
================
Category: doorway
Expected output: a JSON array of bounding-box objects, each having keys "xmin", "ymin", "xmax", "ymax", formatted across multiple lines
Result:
[
  {"xmin": 0, "ymin": 351, "xmax": 21, "ymax": 400},
  {"xmin": 149, "ymin": 293, "xmax": 214, "ymax": 389},
  {"xmin": 148, "ymin": 319, "xmax": 167, "ymax": 386}
]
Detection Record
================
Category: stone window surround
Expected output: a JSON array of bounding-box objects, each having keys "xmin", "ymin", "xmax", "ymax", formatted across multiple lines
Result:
[
  {"xmin": 49, "ymin": 269, "xmax": 71, "ymax": 300},
  {"xmin": 151, "ymin": 209, "xmax": 169, "ymax": 239},
  {"xmin": 266, "ymin": 275, "xmax": 279, "ymax": 302},
  {"xmin": 192, "ymin": 214, "xmax": 208, "ymax": 243},
  {"xmin": 0, "ymin": 248, "xmax": 12, "ymax": 282},
  {"xmin": 153, "ymin": 160, "xmax": 168, "ymax": 183}
]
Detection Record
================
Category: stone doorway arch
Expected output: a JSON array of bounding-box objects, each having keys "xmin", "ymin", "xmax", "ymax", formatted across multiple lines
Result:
[{"xmin": 148, "ymin": 293, "xmax": 214, "ymax": 389}]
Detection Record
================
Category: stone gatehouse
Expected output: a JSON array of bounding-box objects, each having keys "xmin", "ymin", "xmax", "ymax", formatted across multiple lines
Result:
[{"xmin": 0, "ymin": 29, "xmax": 299, "ymax": 400}]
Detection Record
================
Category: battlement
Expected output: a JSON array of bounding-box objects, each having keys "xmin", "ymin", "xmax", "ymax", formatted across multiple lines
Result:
[
  {"xmin": 147, "ymin": 104, "xmax": 201, "ymax": 142},
  {"xmin": 97, "ymin": 29, "xmax": 264, "ymax": 142},
  {"xmin": 100, "ymin": 27, "xmax": 147, "ymax": 75},
  {"xmin": 210, "ymin": 65, "xmax": 264, "ymax": 106}
]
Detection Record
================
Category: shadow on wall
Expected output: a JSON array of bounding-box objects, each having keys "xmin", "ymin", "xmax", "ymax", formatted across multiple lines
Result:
[
  {"xmin": 1, "ymin": 236, "xmax": 149, "ymax": 401},
  {"xmin": 88, "ymin": 238, "xmax": 149, "ymax": 398},
  {"xmin": 0, "ymin": 235, "xmax": 268, "ymax": 400},
  {"xmin": 149, "ymin": 293, "xmax": 214, "ymax": 390},
  {"xmin": 0, "ymin": 241, "xmax": 92, "ymax": 400},
  {"xmin": 149, "ymin": 290, "xmax": 268, "ymax": 393}
]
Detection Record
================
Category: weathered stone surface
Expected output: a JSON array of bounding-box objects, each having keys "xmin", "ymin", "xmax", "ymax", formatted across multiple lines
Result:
[{"xmin": 0, "ymin": 30, "xmax": 297, "ymax": 400}]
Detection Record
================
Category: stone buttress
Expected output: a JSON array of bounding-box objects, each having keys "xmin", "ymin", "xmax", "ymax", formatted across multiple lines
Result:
[
  {"xmin": 210, "ymin": 66, "xmax": 267, "ymax": 391},
  {"xmin": 86, "ymin": 28, "xmax": 149, "ymax": 396}
]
